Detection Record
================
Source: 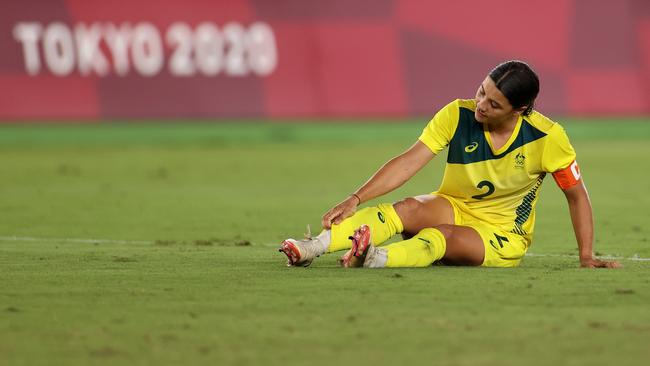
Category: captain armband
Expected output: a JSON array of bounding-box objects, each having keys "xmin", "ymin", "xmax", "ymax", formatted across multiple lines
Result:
[{"xmin": 552, "ymin": 160, "xmax": 581, "ymax": 190}]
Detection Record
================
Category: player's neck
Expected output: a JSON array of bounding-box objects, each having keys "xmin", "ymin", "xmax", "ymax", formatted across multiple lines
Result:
[
  {"xmin": 485, "ymin": 114, "xmax": 520, "ymax": 151},
  {"xmin": 486, "ymin": 114, "xmax": 519, "ymax": 134}
]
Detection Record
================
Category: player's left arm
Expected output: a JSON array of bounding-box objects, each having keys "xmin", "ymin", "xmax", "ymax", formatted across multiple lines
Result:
[{"xmin": 557, "ymin": 164, "xmax": 621, "ymax": 268}]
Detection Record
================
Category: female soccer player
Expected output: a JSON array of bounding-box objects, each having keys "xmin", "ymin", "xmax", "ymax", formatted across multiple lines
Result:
[{"xmin": 279, "ymin": 60, "xmax": 620, "ymax": 269}]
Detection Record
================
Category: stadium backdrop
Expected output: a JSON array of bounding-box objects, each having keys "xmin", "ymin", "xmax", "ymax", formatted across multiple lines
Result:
[{"xmin": 1, "ymin": 0, "xmax": 648, "ymax": 120}]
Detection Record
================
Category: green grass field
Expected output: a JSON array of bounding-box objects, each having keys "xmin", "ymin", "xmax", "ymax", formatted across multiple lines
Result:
[{"xmin": 1, "ymin": 120, "xmax": 649, "ymax": 366}]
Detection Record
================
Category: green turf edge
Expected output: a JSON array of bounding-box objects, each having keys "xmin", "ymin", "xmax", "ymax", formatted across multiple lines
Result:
[{"xmin": 0, "ymin": 118, "xmax": 648, "ymax": 147}]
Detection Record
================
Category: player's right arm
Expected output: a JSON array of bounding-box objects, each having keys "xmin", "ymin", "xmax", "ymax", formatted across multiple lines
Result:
[
  {"xmin": 321, "ymin": 100, "xmax": 459, "ymax": 229},
  {"xmin": 321, "ymin": 141, "xmax": 434, "ymax": 229}
]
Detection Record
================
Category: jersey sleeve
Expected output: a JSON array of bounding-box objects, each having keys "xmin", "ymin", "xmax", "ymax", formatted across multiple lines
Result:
[
  {"xmin": 541, "ymin": 124, "xmax": 576, "ymax": 173},
  {"xmin": 418, "ymin": 100, "xmax": 460, "ymax": 154}
]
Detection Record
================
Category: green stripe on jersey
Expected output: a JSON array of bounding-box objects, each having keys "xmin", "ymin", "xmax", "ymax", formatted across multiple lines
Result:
[{"xmin": 447, "ymin": 108, "xmax": 547, "ymax": 164}]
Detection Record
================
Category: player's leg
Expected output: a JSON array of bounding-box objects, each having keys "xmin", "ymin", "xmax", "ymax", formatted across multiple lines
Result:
[
  {"xmin": 328, "ymin": 203, "xmax": 404, "ymax": 252},
  {"xmin": 393, "ymin": 194, "xmax": 455, "ymax": 236},
  {"xmin": 279, "ymin": 203, "xmax": 405, "ymax": 266},
  {"xmin": 280, "ymin": 194, "xmax": 455, "ymax": 266},
  {"xmin": 329, "ymin": 194, "xmax": 456, "ymax": 267},
  {"xmin": 436, "ymin": 224, "xmax": 484, "ymax": 266},
  {"xmin": 333, "ymin": 193, "xmax": 454, "ymax": 251},
  {"xmin": 343, "ymin": 224, "xmax": 485, "ymax": 268},
  {"xmin": 390, "ymin": 195, "xmax": 483, "ymax": 265}
]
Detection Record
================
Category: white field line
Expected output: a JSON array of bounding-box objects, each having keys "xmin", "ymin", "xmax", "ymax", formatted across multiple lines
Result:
[
  {"xmin": 524, "ymin": 252, "xmax": 650, "ymax": 262},
  {"xmin": 1, "ymin": 235, "xmax": 649, "ymax": 262},
  {"xmin": 0, "ymin": 236, "xmax": 151, "ymax": 245}
]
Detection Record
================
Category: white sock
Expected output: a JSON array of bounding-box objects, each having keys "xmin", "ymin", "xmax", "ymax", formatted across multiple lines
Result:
[
  {"xmin": 315, "ymin": 230, "xmax": 331, "ymax": 254},
  {"xmin": 363, "ymin": 246, "xmax": 388, "ymax": 268}
]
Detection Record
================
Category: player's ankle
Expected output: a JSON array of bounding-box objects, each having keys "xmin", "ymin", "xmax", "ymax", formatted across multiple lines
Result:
[
  {"xmin": 315, "ymin": 230, "xmax": 331, "ymax": 253},
  {"xmin": 363, "ymin": 246, "xmax": 388, "ymax": 268}
]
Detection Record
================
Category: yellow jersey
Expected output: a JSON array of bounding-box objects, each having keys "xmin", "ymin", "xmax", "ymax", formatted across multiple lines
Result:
[{"xmin": 418, "ymin": 99, "xmax": 576, "ymax": 246}]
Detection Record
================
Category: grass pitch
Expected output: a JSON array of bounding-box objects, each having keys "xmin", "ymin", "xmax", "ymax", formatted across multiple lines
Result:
[{"xmin": 1, "ymin": 120, "xmax": 649, "ymax": 366}]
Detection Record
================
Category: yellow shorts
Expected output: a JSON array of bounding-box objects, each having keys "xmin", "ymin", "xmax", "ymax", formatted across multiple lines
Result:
[{"xmin": 438, "ymin": 194, "xmax": 528, "ymax": 268}]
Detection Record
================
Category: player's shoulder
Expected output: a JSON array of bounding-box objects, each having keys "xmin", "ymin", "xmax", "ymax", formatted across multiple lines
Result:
[
  {"xmin": 435, "ymin": 99, "xmax": 475, "ymax": 113},
  {"xmin": 432, "ymin": 99, "xmax": 475, "ymax": 124},
  {"xmin": 456, "ymin": 99, "xmax": 476, "ymax": 111},
  {"xmin": 525, "ymin": 109, "xmax": 567, "ymax": 137}
]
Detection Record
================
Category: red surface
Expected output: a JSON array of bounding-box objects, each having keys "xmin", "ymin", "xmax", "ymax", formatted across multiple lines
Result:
[
  {"xmin": 65, "ymin": 0, "xmax": 255, "ymax": 24},
  {"xmin": 396, "ymin": 0, "xmax": 571, "ymax": 71},
  {"xmin": 311, "ymin": 23, "xmax": 406, "ymax": 117},
  {"xmin": 567, "ymin": 71, "xmax": 646, "ymax": 115},
  {"xmin": 1, "ymin": 0, "xmax": 648, "ymax": 121},
  {"xmin": 0, "ymin": 75, "xmax": 99, "ymax": 120}
]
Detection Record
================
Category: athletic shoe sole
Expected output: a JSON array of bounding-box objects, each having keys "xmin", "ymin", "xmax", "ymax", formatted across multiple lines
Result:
[
  {"xmin": 351, "ymin": 225, "xmax": 371, "ymax": 257},
  {"xmin": 279, "ymin": 240, "xmax": 312, "ymax": 267},
  {"xmin": 340, "ymin": 225, "xmax": 371, "ymax": 267}
]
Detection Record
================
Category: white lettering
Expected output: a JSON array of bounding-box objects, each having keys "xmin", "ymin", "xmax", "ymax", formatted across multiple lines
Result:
[
  {"xmin": 104, "ymin": 23, "xmax": 132, "ymax": 76},
  {"xmin": 131, "ymin": 22, "xmax": 163, "ymax": 77},
  {"xmin": 13, "ymin": 22, "xmax": 43, "ymax": 75},
  {"xmin": 247, "ymin": 22, "xmax": 277, "ymax": 76},
  {"xmin": 43, "ymin": 22, "xmax": 75, "ymax": 76},
  {"xmin": 223, "ymin": 22, "xmax": 248, "ymax": 76},
  {"xmin": 194, "ymin": 22, "xmax": 223, "ymax": 76},
  {"xmin": 167, "ymin": 22, "xmax": 195, "ymax": 76},
  {"xmin": 13, "ymin": 21, "xmax": 278, "ymax": 78},
  {"xmin": 75, "ymin": 23, "xmax": 109, "ymax": 76},
  {"xmin": 570, "ymin": 161, "xmax": 581, "ymax": 180}
]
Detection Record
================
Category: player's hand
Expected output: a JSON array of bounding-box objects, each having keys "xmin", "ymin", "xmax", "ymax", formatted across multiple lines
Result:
[
  {"xmin": 580, "ymin": 257, "xmax": 622, "ymax": 269},
  {"xmin": 322, "ymin": 195, "xmax": 360, "ymax": 229}
]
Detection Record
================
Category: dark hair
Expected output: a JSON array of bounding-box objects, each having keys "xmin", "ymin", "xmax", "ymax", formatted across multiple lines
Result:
[{"xmin": 489, "ymin": 60, "xmax": 539, "ymax": 116}]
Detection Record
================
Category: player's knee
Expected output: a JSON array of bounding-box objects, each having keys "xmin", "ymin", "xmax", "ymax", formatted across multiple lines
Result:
[
  {"xmin": 433, "ymin": 224, "xmax": 454, "ymax": 239},
  {"xmin": 393, "ymin": 197, "xmax": 422, "ymax": 220}
]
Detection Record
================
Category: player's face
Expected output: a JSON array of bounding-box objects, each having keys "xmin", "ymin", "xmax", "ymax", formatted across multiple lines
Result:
[{"xmin": 474, "ymin": 77, "xmax": 523, "ymax": 125}]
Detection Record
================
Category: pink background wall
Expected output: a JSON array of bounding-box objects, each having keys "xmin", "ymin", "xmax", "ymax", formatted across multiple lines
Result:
[{"xmin": 1, "ymin": 0, "xmax": 648, "ymax": 120}]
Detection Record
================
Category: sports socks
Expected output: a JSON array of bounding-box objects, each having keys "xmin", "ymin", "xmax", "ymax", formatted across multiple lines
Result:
[
  {"xmin": 316, "ymin": 203, "xmax": 447, "ymax": 268},
  {"xmin": 312, "ymin": 230, "xmax": 331, "ymax": 254},
  {"xmin": 327, "ymin": 203, "xmax": 404, "ymax": 253},
  {"xmin": 382, "ymin": 228, "xmax": 446, "ymax": 267}
]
